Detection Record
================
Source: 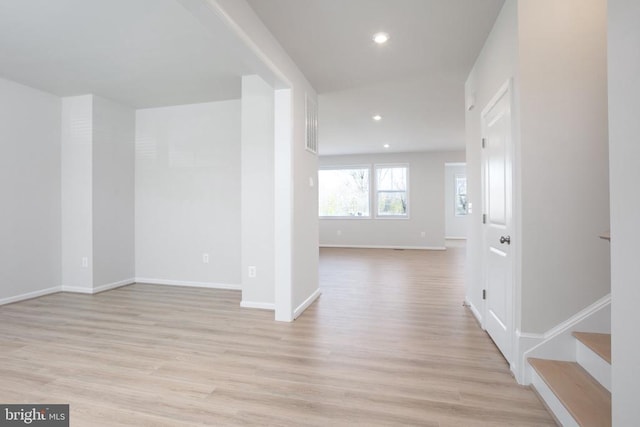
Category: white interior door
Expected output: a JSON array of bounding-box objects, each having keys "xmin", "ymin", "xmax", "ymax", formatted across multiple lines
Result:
[{"xmin": 481, "ymin": 82, "xmax": 513, "ymax": 362}]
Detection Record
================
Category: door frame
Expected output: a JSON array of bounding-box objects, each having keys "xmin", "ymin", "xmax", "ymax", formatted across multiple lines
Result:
[{"xmin": 480, "ymin": 78, "xmax": 518, "ymax": 366}]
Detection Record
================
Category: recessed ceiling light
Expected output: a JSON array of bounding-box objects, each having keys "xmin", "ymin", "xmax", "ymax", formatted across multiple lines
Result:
[
  {"xmin": 372, "ymin": 115, "xmax": 382, "ymax": 121},
  {"xmin": 373, "ymin": 32, "xmax": 390, "ymax": 45},
  {"xmin": 383, "ymin": 144, "xmax": 390, "ymax": 149}
]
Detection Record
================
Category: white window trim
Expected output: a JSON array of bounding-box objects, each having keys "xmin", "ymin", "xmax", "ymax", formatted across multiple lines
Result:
[
  {"xmin": 374, "ymin": 163, "xmax": 410, "ymax": 220},
  {"xmin": 319, "ymin": 165, "xmax": 372, "ymax": 219}
]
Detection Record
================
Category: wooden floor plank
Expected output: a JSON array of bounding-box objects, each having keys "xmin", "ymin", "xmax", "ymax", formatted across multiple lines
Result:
[
  {"xmin": 529, "ymin": 357, "xmax": 611, "ymax": 427},
  {"xmin": 0, "ymin": 246, "xmax": 556, "ymax": 425}
]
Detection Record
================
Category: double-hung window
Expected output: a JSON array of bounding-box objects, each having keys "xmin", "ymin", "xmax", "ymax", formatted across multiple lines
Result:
[
  {"xmin": 375, "ymin": 165, "xmax": 408, "ymax": 218},
  {"xmin": 318, "ymin": 167, "xmax": 370, "ymax": 218}
]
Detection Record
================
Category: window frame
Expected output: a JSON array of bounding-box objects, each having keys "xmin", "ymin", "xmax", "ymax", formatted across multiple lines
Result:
[
  {"xmin": 318, "ymin": 165, "xmax": 372, "ymax": 219},
  {"xmin": 374, "ymin": 163, "xmax": 410, "ymax": 219}
]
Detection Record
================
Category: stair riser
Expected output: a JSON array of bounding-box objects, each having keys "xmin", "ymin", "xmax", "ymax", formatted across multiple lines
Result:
[
  {"xmin": 531, "ymin": 368, "xmax": 580, "ymax": 427},
  {"xmin": 576, "ymin": 340, "xmax": 611, "ymax": 392}
]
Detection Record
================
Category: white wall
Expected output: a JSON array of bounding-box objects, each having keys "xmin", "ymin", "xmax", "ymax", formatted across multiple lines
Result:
[
  {"xmin": 61, "ymin": 95, "xmax": 93, "ymax": 291},
  {"xmin": 62, "ymin": 94, "xmax": 135, "ymax": 292},
  {"xmin": 135, "ymin": 100, "xmax": 241, "ymax": 288},
  {"xmin": 517, "ymin": 0, "xmax": 609, "ymax": 333},
  {"xmin": 445, "ymin": 163, "xmax": 468, "ymax": 239},
  {"xmin": 608, "ymin": 0, "xmax": 640, "ymax": 424},
  {"xmin": 466, "ymin": 0, "xmax": 609, "ymax": 380},
  {"xmin": 212, "ymin": 0, "xmax": 320, "ymax": 318},
  {"xmin": 319, "ymin": 151, "xmax": 465, "ymax": 249},
  {"xmin": 92, "ymin": 95, "xmax": 135, "ymax": 288},
  {"xmin": 241, "ymin": 75, "xmax": 275, "ymax": 307},
  {"xmin": 0, "ymin": 77, "xmax": 61, "ymax": 302}
]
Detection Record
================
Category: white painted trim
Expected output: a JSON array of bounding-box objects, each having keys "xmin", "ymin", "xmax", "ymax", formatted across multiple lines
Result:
[
  {"xmin": 517, "ymin": 293, "xmax": 611, "ymax": 384},
  {"xmin": 135, "ymin": 278, "xmax": 241, "ymax": 291},
  {"xmin": 294, "ymin": 288, "xmax": 321, "ymax": 319},
  {"xmin": 0, "ymin": 286, "xmax": 61, "ymax": 306},
  {"xmin": 465, "ymin": 297, "xmax": 483, "ymax": 325},
  {"xmin": 539, "ymin": 294, "xmax": 610, "ymax": 339},
  {"xmin": 445, "ymin": 237, "xmax": 467, "ymax": 240},
  {"xmin": 514, "ymin": 329, "xmax": 545, "ymax": 381},
  {"xmin": 373, "ymin": 163, "xmax": 410, "ymax": 219},
  {"xmin": 320, "ymin": 244, "xmax": 446, "ymax": 251},
  {"xmin": 576, "ymin": 339, "xmax": 611, "ymax": 392},
  {"xmin": 61, "ymin": 286, "xmax": 94, "ymax": 294},
  {"xmin": 240, "ymin": 301, "xmax": 275, "ymax": 310},
  {"xmin": 93, "ymin": 278, "xmax": 135, "ymax": 294},
  {"xmin": 531, "ymin": 368, "xmax": 579, "ymax": 427}
]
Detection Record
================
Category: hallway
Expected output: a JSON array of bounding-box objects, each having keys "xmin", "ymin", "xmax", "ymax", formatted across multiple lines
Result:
[{"xmin": 309, "ymin": 246, "xmax": 555, "ymax": 425}]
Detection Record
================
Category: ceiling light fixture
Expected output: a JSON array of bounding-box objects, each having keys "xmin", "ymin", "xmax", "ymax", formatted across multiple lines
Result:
[
  {"xmin": 372, "ymin": 115, "xmax": 382, "ymax": 121},
  {"xmin": 373, "ymin": 32, "xmax": 390, "ymax": 44},
  {"xmin": 383, "ymin": 144, "xmax": 390, "ymax": 149}
]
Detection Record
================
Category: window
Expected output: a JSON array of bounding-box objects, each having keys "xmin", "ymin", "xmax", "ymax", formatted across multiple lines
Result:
[
  {"xmin": 375, "ymin": 165, "xmax": 408, "ymax": 217},
  {"xmin": 319, "ymin": 167, "xmax": 370, "ymax": 217},
  {"xmin": 455, "ymin": 174, "xmax": 468, "ymax": 216}
]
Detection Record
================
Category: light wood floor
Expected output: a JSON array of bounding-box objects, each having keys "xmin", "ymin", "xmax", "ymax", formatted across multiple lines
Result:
[{"xmin": 0, "ymin": 246, "xmax": 555, "ymax": 426}]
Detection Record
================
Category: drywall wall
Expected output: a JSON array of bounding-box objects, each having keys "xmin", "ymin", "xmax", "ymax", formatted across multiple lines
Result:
[
  {"xmin": 445, "ymin": 163, "xmax": 468, "ymax": 239},
  {"xmin": 61, "ymin": 95, "xmax": 94, "ymax": 291},
  {"xmin": 211, "ymin": 0, "xmax": 319, "ymax": 319},
  {"xmin": 517, "ymin": 0, "xmax": 609, "ymax": 333},
  {"xmin": 0, "ymin": 77, "xmax": 61, "ymax": 302},
  {"xmin": 319, "ymin": 151, "xmax": 465, "ymax": 249},
  {"xmin": 464, "ymin": 0, "xmax": 520, "ymax": 326},
  {"xmin": 608, "ymin": 0, "xmax": 640, "ymax": 424},
  {"xmin": 241, "ymin": 75, "xmax": 275, "ymax": 307},
  {"xmin": 466, "ymin": 0, "xmax": 609, "ymax": 379},
  {"xmin": 92, "ymin": 95, "xmax": 135, "ymax": 288},
  {"xmin": 135, "ymin": 100, "xmax": 241, "ymax": 288}
]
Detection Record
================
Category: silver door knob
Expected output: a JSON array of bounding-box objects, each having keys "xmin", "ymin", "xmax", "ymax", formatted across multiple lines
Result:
[{"xmin": 500, "ymin": 236, "xmax": 511, "ymax": 245}]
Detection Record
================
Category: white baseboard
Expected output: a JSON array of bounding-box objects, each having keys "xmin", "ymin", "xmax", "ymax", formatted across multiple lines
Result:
[
  {"xmin": 135, "ymin": 278, "xmax": 240, "ymax": 291},
  {"xmin": 1, "ymin": 278, "xmax": 238, "ymax": 306},
  {"xmin": 517, "ymin": 293, "xmax": 611, "ymax": 384},
  {"xmin": 319, "ymin": 244, "xmax": 446, "ymax": 251},
  {"xmin": 294, "ymin": 288, "xmax": 321, "ymax": 319},
  {"xmin": 464, "ymin": 297, "xmax": 483, "ymax": 325},
  {"xmin": 62, "ymin": 278, "xmax": 135, "ymax": 295},
  {"xmin": 240, "ymin": 301, "xmax": 275, "ymax": 310},
  {"xmin": 93, "ymin": 278, "xmax": 135, "ymax": 294},
  {"xmin": 60, "ymin": 285, "xmax": 94, "ymax": 294},
  {"xmin": 0, "ymin": 286, "xmax": 61, "ymax": 306}
]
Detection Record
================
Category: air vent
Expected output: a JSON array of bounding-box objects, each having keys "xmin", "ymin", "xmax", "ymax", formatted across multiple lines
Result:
[{"xmin": 305, "ymin": 95, "xmax": 318, "ymax": 154}]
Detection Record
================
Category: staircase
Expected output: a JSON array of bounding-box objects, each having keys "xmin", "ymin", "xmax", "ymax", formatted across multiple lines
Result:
[{"xmin": 529, "ymin": 332, "xmax": 611, "ymax": 426}]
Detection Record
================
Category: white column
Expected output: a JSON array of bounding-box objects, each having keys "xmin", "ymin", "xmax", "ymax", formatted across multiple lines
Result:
[{"xmin": 240, "ymin": 75, "xmax": 276, "ymax": 309}]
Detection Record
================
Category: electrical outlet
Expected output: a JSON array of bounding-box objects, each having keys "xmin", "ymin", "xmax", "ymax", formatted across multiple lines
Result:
[
  {"xmin": 248, "ymin": 266, "xmax": 256, "ymax": 278},
  {"xmin": 81, "ymin": 257, "xmax": 88, "ymax": 268},
  {"xmin": 202, "ymin": 253, "xmax": 209, "ymax": 264}
]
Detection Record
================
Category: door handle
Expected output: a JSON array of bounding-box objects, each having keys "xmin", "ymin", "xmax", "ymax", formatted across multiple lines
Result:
[{"xmin": 500, "ymin": 236, "xmax": 511, "ymax": 245}]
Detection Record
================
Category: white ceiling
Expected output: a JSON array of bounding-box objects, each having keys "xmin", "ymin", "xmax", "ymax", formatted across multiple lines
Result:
[
  {"xmin": 247, "ymin": 0, "xmax": 505, "ymax": 155},
  {"xmin": 0, "ymin": 0, "xmax": 257, "ymax": 108}
]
